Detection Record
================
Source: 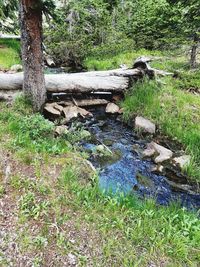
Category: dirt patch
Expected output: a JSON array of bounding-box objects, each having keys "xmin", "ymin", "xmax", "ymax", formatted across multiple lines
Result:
[{"xmin": 0, "ymin": 148, "xmax": 103, "ymax": 266}]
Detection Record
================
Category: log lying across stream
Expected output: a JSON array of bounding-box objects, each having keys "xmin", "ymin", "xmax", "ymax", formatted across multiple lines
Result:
[
  {"xmin": 0, "ymin": 57, "xmax": 173, "ymax": 102},
  {"xmin": 0, "ymin": 68, "xmax": 143, "ymax": 94}
]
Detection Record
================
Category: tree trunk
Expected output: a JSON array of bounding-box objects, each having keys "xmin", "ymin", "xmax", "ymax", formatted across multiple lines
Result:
[
  {"xmin": 20, "ymin": 0, "xmax": 46, "ymax": 111},
  {"xmin": 190, "ymin": 33, "xmax": 199, "ymax": 69}
]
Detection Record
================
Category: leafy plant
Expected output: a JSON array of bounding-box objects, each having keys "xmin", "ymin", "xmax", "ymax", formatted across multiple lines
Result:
[{"xmin": 19, "ymin": 191, "xmax": 50, "ymax": 219}]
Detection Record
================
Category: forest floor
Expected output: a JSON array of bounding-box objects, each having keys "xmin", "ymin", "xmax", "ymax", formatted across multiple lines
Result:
[{"xmin": 0, "ymin": 40, "xmax": 200, "ymax": 266}]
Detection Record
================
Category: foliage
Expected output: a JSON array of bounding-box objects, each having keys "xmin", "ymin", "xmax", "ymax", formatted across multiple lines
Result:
[
  {"xmin": 19, "ymin": 191, "xmax": 50, "ymax": 220},
  {"xmin": 0, "ymin": 0, "xmax": 19, "ymax": 33},
  {"xmin": 44, "ymin": 0, "xmax": 200, "ymax": 68},
  {"xmin": 45, "ymin": 0, "xmax": 116, "ymax": 68},
  {"xmin": 0, "ymin": 96, "xmax": 92, "ymax": 155},
  {"xmin": 0, "ymin": 96, "xmax": 71, "ymax": 154}
]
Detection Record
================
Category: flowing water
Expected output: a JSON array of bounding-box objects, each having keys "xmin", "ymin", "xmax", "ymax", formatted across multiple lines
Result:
[{"xmin": 80, "ymin": 107, "xmax": 200, "ymax": 210}]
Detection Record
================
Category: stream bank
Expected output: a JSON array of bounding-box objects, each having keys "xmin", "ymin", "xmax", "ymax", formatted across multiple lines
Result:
[{"xmin": 49, "ymin": 104, "xmax": 200, "ymax": 210}]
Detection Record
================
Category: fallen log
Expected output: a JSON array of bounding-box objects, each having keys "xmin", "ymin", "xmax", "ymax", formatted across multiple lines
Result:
[
  {"xmin": 0, "ymin": 60, "xmax": 172, "ymax": 96},
  {"xmin": 0, "ymin": 68, "xmax": 143, "ymax": 93},
  {"xmin": 57, "ymin": 98, "xmax": 109, "ymax": 107}
]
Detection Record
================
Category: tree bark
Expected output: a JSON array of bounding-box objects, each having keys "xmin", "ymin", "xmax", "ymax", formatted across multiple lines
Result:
[
  {"xmin": 190, "ymin": 33, "xmax": 199, "ymax": 69},
  {"xmin": 20, "ymin": 0, "xmax": 46, "ymax": 111}
]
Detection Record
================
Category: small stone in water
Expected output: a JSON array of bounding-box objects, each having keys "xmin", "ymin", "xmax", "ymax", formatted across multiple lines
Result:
[{"xmin": 104, "ymin": 139, "xmax": 114, "ymax": 146}]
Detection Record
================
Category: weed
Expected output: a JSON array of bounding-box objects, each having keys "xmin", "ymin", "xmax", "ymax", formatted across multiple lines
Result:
[
  {"xmin": 0, "ymin": 185, "xmax": 5, "ymax": 197},
  {"xmin": 19, "ymin": 191, "xmax": 50, "ymax": 220},
  {"xmin": 33, "ymin": 236, "xmax": 48, "ymax": 249}
]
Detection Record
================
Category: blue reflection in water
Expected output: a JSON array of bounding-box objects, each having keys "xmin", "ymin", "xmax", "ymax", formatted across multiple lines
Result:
[{"xmin": 81, "ymin": 108, "xmax": 200, "ymax": 210}]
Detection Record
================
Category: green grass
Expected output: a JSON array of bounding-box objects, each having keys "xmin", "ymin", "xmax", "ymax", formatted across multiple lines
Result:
[
  {"xmin": 0, "ymin": 97, "xmax": 200, "ymax": 266},
  {"xmin": 84, "ymin": 49, "xmax": 163, "ymax": 70},
  {"xmin": 0, "ymin": 39, "xmax": 21, "ymax": 69}
]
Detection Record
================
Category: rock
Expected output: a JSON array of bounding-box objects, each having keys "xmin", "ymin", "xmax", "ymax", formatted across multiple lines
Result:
[
  {"xmin": 104, "ymin": 139, "xmax": 114, "ymax": 146},
  {"xmin": 53, "ymin": 103, "xmax": 64, "ymax": 112},
  {"xmin": 68, "ymin": 253, "xmax": 77, "ymax": 265},
  {"xmin": 106, "ymin": 103, "xmax": 120, "ymax": 114},
  {"xmin": 10, "ymin": 64, "xmax": 23, "ymax": 72},
  {"xmin": 135, "ymin": 116, "xmax": 156, "ymax": 134},
  {"xmin": 44, "ymin": 104, "xmax": 61, "ymax": 117},
  {"xmin": 143, "ymin": 142, "xmax": 173, "ymax": 163},
  {"xmin": 142, "ymin": 143, "xmax": 155, "ymax": 157},
  {"xmin": 112, "ymin": 94, "xmax": 123, "ymax": 102},
  {"xmin": 173, "ymin": 155, "xmax": 191, "ymax": 169},
  {"xmin": 165, "ymin": 179, "xmax": 197, "ymax": 195},
  {"xmin": 151, "ymin": 165, "xmax": 164, "ymax": 173},
  {"xmin": 55, "ymin": 125, "xmax": 68, "ymax": 136},
  {"xmin": 62, "ymin": 106, "xmax": 93, "ymax": 122},
  {"xmin": 45, "ymin": 102, "xmax": 63, "ymax": 113},
  {"xmin": 131, "ymin": 144, "xmax": 143, "ymax": 156}
]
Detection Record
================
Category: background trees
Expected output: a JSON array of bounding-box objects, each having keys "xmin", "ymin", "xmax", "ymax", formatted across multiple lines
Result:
[
  {"xmin": 0, "ymin": 0, "xmax": 18, "ymax": 33},
  {"xmin": 1, "ymin": 0, "xmax": 199, "ymax": 71},
  {"xmin": 1, "ymin": 0, "xmax": 199, "ymax": 112},
  {"xmin": 44, "ymin": 0, "xmax": 199, "ymax": 69}
]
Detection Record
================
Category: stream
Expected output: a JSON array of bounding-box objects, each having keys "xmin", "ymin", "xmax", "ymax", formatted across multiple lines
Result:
[{"xmin": 78, "ymin": 106, "xmax": 200, "ymax": 210}]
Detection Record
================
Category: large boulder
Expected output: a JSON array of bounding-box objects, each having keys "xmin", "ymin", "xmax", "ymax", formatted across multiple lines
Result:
[
  {"xmin": 143, "ymin": 141, "xmax": 173, "ymax": 163},
  {"xmin": 135, "ymin": 116, "xmax": 156, "ymax": 134}
]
